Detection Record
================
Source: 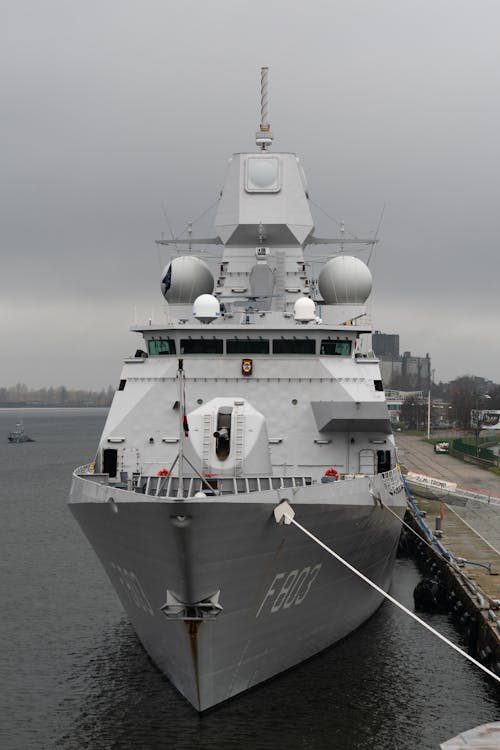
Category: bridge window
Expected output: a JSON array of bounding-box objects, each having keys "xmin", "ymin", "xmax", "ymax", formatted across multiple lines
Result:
[
  {"xmin": 272, "ymin": 339, "xmax": 316, "ymax": 354},
  {"xmin": 148, "ymin": 339, "xmax": 176, "ymax": 356},
  {"xmin": 320, "ymin": 340, "xmax": 352, "ymax": 356},
  {"xmin": 180, "ymin": 339, "xmax": 223, "ymax": 354},
  {"xmin": 227, "ymin": 339, "xmax": 270, "ymax": 354}
]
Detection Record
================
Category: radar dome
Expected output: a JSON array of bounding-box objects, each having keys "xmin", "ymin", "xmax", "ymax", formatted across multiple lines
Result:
[
  {"xmin": 161, "ymin": 256, "xmax": 214, "ymax": 303},
  {"xmin": 294, "ymin": 297, "xmax": 316, "ymax": 322},
  {"xmin": 193, "ymin": 294, "xmax": 221, "ymax": 323},
  {"xmin": 318, "ymin": 256, "xmax": 372, "ymax": 304}
]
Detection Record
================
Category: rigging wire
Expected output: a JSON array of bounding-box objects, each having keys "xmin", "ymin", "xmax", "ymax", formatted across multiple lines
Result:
[
  {"xmin": 367, "ymin": 203, "xmax": 386, "ymax": 267},
  {"xmin": 274, "ymin": 501, "xmax": 500, "ymax": 686},
  {"xmin": 173, "ymin": 196, "xmax": 221, "ymax": 241},
  {"xmin": 308, "ymin": 197, "xmax": 359, "ymax": 239},
  {"xmin": 156, "ymin": 195, "xmax": 222, "ymax": 274}
]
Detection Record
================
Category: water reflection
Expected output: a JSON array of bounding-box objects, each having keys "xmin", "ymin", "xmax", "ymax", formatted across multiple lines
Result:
[{"xmin": 57, "ymin": 562, "xmax": 499, "ymax": 750}]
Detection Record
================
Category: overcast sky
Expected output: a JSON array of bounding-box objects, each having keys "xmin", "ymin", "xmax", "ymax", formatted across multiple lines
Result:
[{"xmin": 1, "ymin": 0, "xmax": 499, "ymax": 388}]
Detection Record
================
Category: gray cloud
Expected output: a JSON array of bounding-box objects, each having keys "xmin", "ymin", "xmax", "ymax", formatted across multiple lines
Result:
[{"xmin": 1, "ymin": 0, "xmax": 499, "ymax": 387}]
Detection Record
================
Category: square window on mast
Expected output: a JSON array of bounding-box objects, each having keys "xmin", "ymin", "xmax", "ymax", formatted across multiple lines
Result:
[{"xmin": 245, "ymin": 157, "xmax": 281, "ymax": 193}]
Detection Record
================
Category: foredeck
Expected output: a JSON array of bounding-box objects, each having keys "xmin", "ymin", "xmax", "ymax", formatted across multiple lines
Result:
[{"xmin": 74, "ymin": 465, "xmax": 403, "ymax": 500}]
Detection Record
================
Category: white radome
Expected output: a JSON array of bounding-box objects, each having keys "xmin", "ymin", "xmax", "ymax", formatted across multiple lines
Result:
[
  {"xmin": 294, "ymin": 297, "xmax": 316, "ymax": 322},
  {"xmin": 318, "ymin": 255, "xmax": 372, "ymax": 304},
  {"xmin": 161, "ymin": 256, "xmax": 214, "ymax": 303},
  {"xmin": 193, "ymin": 294, "xmax": 221, "ymax": 323}
]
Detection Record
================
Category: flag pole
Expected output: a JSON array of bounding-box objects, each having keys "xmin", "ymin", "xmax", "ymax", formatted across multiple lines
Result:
[{"xmin": 177, "ymin": 358, "xmax": 184, "ymax": 499}]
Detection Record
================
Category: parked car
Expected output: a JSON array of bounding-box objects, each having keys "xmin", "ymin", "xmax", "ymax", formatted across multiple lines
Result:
[{"xmin": 434, "ymin": 441, "xmax": 450, "ymax": 454}]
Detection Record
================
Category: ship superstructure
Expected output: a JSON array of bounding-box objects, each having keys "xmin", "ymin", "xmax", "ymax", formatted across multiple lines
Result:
[{"xmin": 69, "ymin": 69, "xmax": 405, "ymax": 711}]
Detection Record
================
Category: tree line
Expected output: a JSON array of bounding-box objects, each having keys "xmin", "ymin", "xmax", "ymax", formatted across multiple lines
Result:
[
  {"xmin": 400, "ymin": 375, "xmax": 500, "ymax": 431},
  {"xmin": 0, "ymin": 383, "xmax": 115, "ymax": 407}
]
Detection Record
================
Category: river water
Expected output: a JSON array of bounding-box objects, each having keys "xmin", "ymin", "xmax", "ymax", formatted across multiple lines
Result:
[{"xmin": 1, "ymin": 408, "xmax": 498, "ymax": 749}]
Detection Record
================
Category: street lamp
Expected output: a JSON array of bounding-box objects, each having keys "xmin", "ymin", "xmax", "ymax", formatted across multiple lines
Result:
[{"xmin": 474, "ymin": 394, "xmax": 492, "ymax": 457}]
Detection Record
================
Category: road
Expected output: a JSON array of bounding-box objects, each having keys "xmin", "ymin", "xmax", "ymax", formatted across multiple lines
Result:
[
  {"xmin": 395, "ymin": 433, "xmax": 500, "ymax": 550},
  {"xmin": 395, "ymin": 433, "xmax": 500, "ymax": 498}
]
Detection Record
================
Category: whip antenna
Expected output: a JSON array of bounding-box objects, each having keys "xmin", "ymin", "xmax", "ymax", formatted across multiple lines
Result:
[{"xmin": 256, "ymin": 66, "xmax": 273, "ymax": 151}]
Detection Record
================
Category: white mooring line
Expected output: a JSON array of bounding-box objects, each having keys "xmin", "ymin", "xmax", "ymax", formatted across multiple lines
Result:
[{"xmin": 273, "ymin": 501, "xmax": 500, "ymax": 686}]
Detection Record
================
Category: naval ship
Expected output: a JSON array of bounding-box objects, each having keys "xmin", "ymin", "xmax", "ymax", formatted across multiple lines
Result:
[
  {"xmin": 8, "ymin": 419, "xmax": 34, "ymax": 443},
  {"xmin": 69, "ymin": 69, "xmax": 406, "ymax": 711}
]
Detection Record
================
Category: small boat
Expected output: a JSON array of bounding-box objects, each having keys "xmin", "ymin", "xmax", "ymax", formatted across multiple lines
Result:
[
  {"xmin": 440, "ymin": 722, "xmax": 500, "ymax": 748},
  {"xmin": 8, "ymin": 419, "xmax": 35, "ymax": 443}
]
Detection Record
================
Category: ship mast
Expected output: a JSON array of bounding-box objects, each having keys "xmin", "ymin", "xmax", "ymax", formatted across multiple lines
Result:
[{"xmin": 256, "ymin": 66, "xmax": 273, "ymax": 151}]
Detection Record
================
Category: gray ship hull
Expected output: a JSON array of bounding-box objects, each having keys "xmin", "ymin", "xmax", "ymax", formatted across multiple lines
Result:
[{"xmin": 69, "ymin": 471, "xmax": 405, "ymax": 710}]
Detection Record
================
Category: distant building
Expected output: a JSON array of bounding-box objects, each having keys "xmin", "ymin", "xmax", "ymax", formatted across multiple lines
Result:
[
  {"xmin": 372, "ymin": 331, "xmax": 400, "ymax": 358},
  {"xmin": 401, "ymin": 351, "xmax": 431, "ymax": 391},
  {"xmin": 386, "ymin": 390, "xmax": 452, "ymax": 428},
  {"xmin": 378, "ymin": 358, "xmax": 403, "ymax": 388},
  {"xmin": 385, "ymin": 389, "xmax": 424, "ymax": 424},
  {"xmin": 372, "ymin": 332, "xmax": 431, "ymax": 390}
]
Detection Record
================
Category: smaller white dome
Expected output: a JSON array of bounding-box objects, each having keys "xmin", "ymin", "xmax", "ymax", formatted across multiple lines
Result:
[
  {"xmin": 294, "ymin": 297, "xmax": 316, "ymax": 322},
  {"xmin": 193, "ymin": 294, "xmax": 221, "ymax": 323},
  {"xmin": 318, "ymin": 256, "xmax": 372, "ymax": 304}
]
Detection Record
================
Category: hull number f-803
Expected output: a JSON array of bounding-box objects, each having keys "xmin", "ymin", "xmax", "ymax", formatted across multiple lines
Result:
[
  {"xmin": 256, "ymin": 564, "xmax": 322, "ymax": 618},
  {"xmin": 110, "ymin": 562, "xmax": 154, "ymax": 615}
]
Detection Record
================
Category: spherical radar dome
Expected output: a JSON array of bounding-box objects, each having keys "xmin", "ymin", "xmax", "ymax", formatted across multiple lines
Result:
[
  {"xmin": 318, "ymin": 256, "xmax": 372, "ymax": 304},
  {"xmin": 161, "ymin": 256, "xmax": 214, "ymax": 303}
]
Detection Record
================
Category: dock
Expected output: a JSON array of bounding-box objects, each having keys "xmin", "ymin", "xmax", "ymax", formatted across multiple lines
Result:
[{"xmin": 395, "ymin": 434, "xmax": 500, "ymax": 676}]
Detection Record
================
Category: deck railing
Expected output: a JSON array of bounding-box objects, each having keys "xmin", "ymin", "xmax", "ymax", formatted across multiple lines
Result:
[{"xmin": 141, "ymin": 474, "xmax": 313, "ymax": 498}]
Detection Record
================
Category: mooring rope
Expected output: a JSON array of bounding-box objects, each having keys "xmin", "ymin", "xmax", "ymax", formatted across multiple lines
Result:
[
  {"xmin": 274, "ymin": 501, "xmax": 500, "ymax": 685},
  {"xmin": 400, "ymin": 472, "xmax": 452, "ymax": 559}
]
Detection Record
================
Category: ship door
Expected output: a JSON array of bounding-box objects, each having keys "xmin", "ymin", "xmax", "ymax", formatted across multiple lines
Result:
[
  {"xmin": 103, "ymin": 448, "xmax": 118, "ymax": 478},
  {"xmin": 376, "ymin": 450, "xmax": 391, "ymax": 473},
  {"xmin": 359, "ymin": 449, "xmax": 375, "ymax": 474}
]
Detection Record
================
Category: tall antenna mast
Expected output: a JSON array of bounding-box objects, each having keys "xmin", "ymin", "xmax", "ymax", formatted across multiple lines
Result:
[{"xmin": 256, "ymin": 66, "xmax": 273, "ymax": 151}]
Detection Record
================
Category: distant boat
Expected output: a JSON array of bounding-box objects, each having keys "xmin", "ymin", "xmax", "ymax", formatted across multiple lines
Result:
[{"xmin": 8, "ymin": 420, "xmax": 35, "ymax": 443}]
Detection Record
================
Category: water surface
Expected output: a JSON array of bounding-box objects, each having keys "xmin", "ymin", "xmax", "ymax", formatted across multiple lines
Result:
[{"xmin": 0, "ymin": 408, "xmax": 498, "ymax": 749}]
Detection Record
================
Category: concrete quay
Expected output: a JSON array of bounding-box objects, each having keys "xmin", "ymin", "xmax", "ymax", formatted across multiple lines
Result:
[
  {"xmin": 395, "ymin": 434, "xmax": 500, "ymax": 677},
  {"xmin": 395, "ymin": 433, "xmax": 500, "ymax": 546},
  {"xmin": 395, "ymin": 433, "xmax": 500, "ymax": 500}
]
